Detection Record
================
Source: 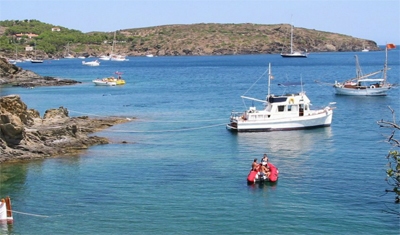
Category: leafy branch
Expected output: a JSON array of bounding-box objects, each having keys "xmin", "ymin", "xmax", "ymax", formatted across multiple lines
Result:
[{"xmin": 377, "ymin": 106, "xmax": 400, "ymax": 216}]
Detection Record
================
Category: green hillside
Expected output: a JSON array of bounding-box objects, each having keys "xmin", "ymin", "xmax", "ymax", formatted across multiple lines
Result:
[{"xmin": 0, "ymin": 19, "xmax": 378, "ymax": 59}]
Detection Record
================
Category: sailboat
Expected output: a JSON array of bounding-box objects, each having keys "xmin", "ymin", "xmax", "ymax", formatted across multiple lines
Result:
[
  {"xmin": 362, "ymin": 43, "xmax": 369, "ymax": 52},
  {"xmin": 64, "ymin": 42, "xmax": 75, "ymax": 59},
  {"xmin": 333, "ymin": 43, "xmax": 395, "ymax": 96},
  {"xmin": 8, "ymin": 46, "xmax": 23, "ymax": 64},
  {"xmin": 110, "ymin": 31, "xmax": 128, "ymax": 61},
  {"xmin": 31, "ymin": 43, "xmax": 43, "ymax": 63},
  {"xmin": 281, "ymin": 24, "xmax": 308, "ymax": 58}
]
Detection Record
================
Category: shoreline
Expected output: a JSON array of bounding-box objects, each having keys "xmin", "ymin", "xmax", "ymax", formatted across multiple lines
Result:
[{"xmin": 0, "ymin": 95, "xmax": 133, "ymax": 163}]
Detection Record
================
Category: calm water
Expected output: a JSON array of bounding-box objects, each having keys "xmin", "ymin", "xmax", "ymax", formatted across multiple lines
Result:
[{"xmin": 0, "ymin": 49, "xmax": 399, "ymax": 234}]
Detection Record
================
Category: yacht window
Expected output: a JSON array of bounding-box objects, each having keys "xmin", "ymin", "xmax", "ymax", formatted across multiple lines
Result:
[
  {"xmin": 278, "ymin": 105, "xmax": 285, "ymax": 112},
  {"xmin": 288, "ymin": 105, "xmax": 292, "ymax": 111}
]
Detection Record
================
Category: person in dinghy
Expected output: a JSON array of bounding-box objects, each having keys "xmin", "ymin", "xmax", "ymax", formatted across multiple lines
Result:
[{"xmin": 247, "ymin": 154, "xmax": 279, "ymax": 184}]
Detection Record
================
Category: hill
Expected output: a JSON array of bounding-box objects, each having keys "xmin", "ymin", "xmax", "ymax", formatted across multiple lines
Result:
[{"xmin": 0, "ymin": 20, "xmax": 378, "ymax": 58}]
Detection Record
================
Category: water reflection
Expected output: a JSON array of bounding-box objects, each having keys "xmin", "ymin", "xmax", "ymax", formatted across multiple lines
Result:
[
  {"xmin": 0, "ymin": 222, "xmax": 13, "ymax": 235},
  {"xmin": 234, "ymin": 127, "xmax": 333, "ymax": 158}
]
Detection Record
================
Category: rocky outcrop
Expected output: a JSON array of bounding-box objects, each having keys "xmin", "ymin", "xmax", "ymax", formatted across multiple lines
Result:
[
  {"xmin": 0, "ymin": 95, "xmax": 132, "ymax": 163},
  {"xmin": 0, "ymin": 58, "xmax": 80, "ymax": 87}
]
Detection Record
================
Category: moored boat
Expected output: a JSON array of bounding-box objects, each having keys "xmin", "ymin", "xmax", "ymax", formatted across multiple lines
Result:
[
  {"xmin": 281, "ymin": 23, "xmax": 308, "ymax": 58},
  {"xmin": 92, "ymin": 71, "xmax": 125, "ymax": 86},
  {"xmin": 111, "ymin": 54, "xmax": 128, "ymax": 61},
  {"xmin": 98, "ymin": 55, "xmax": 111, "ymax": 61},
  {"xmin": 333, "ymin": 43, "xmax": 395, "ymax": 96},
  {"xmin": 0, "ymin": 197, "xmax": 13, "ymax": 224},
  {"xmin": 82, "ymin": 60, "xmax": 100, "ymax": 66},
  {"xmin": 92, "ymin": 78, "xmax": 116, "ymax": 86},
  {"xmin": 31, "ymin": 59, "xmax": 44, "ymax": 63},
  {"xmin": 110, "ymin": 31, "xmax": 128, "ymax": 61},
  {"xmin": 227, "ymin": 63, "xmax": 335, "ymax": 132},
  {"xmin": 31, "ymin": 42, "xmax": 43, "ymax": 63}
]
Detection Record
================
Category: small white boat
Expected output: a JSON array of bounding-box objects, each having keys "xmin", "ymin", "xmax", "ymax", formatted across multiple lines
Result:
[
  {"xmin": 111, "ymin": 54, "xmax": 128, "ymax": 61},
  {"xmin": 146, "ymin": 54, "xmax": 154, "ymax": 57},
  {"xmin": 64, "ymin": 54, "xmax": 75, "ymax": 59},
  {"xmin": 78, "ymin": 56, "xmax": 86, "ymax": 59},
  {"xmin": 362, "ymin": 43, "xmax": 369, "ymax": 52},
  {"xmin": 92, "ymin": 78, "xmax": 116, "ymax": 86},
  {"xmin": 333, "ymin": 44, "xmax": 395, "ymax": 96},
  {"xmin": 0, "ymin": 197, "xmax": 13, "ymax": 224},
  {"xmin": 99, "ymin": 55, "xmax": 111, "ymax": 61},
  {"xmin": 82, "ymin": 60, "xmax": 100, "ymax": 66},
  {"xmin": 31, "ymin": 59, "xmax": 44, "ymax": 63},
  {"xmin": 227, "ymin": 63, "xmax": 335, "ymax": 132}
]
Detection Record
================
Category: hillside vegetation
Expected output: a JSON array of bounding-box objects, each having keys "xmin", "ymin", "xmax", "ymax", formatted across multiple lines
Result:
[{"xmin": 0, "ymin": 20, "xmax": 378, "ymax": 59}]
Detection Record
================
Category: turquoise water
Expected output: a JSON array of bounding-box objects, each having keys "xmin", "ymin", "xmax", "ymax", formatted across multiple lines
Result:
[{"xmin": 0, "ymin": 50, "xmax": 399, "ymax": 234}]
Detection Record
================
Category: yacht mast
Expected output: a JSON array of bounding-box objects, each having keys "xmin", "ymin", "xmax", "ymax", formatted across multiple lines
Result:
[
  {"xmin": 268, "ymin": 63, "xmax": 272, "ymax": 97},
  {"xmin": 290, "ymin": 24, "xmax": 293, "ymax": 54}
]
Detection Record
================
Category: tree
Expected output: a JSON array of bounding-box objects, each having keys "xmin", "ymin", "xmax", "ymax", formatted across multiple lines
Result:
[{"xmin": 377, "ymin": 106, "xmax": 400, "ymax": 216}]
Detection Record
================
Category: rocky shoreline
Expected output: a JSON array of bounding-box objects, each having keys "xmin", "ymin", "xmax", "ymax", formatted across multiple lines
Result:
[
  {"xmin": 0, "ymin": 59, "xmax": 132, "ymax": 163},
  {"xmin": 0, "ymin": 95, "xmax": 132, "ymax": 163},
  {"xmin": 0, "ymin": 57, "xmax": 80, "ymax": 87}
]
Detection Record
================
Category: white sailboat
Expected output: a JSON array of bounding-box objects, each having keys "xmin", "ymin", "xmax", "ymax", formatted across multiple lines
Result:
[
  {"xmin": 110, "ymin": 31, "xmax": 128, "ymax": 61},
  {"xmin": 99, "ymin": 55, "xmax": 111, "ymax": 61},
  {"xmin": 64, "ymin": 42, "xmax": 74, "ymax": 59},
  {"xmin": 31, "ymin": 43, "xmax": 43, "ymax": 63},
  {"xmin": 333, "ymin": 44, "xmax": 395, "ymax": 96},
  {"xmin": 361, "ymin": 42, "xmax": 369, "ymax": 52},
  {"xmin": 8, "ymin": 46, "xmax": 23, "ymax": 64},
  {"xmin": 227, "ymin": 63, "xmax": 334, "ymax": 132},
  {"xmin": 281, "ymin": 23, "xmax": 308, "ymax": 58}
]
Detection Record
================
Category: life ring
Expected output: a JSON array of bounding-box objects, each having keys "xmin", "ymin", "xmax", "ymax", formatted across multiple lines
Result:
[
  {"xmin": 370, "ymin": 85, "xmax": 375, "ymax": 89},
  {"xmin": 289, "ymin": 98, "xmax": 295, "ymax": 104}
]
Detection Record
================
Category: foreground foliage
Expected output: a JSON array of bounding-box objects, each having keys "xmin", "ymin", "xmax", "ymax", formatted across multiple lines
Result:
[{"xmin": 377, "ymin": 106, "xmax": 400, "ymax": 216}]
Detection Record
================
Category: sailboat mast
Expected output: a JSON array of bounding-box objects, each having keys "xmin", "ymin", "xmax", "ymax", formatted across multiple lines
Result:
[
  {"xmin": 354, "ymin": 55, "xmax": 363, "ymax": 79},
  {"xmin": 383, "ymin": 45, "xmax": 388, "ymax": 83},
  {"xmin": 112, "ymin": 31, "xmax": 116, "ymax": 55},
  {"xmin": 268, "ymin": 63, "xmax": 271, "ymax": 97},
  {"xmin": 290, "ymin": 24, "xmax": 293, "ymax": 54}
]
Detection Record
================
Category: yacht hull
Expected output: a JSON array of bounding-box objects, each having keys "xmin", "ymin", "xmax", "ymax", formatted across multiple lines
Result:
[{"xmin": 227, "ymin": 110, "xmax": 333, "ymax": 132}]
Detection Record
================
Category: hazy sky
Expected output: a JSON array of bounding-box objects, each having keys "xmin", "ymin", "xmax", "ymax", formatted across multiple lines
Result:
[{"xmin": 0, "ymin": 0, "xmax": 399, "ymax": 45}]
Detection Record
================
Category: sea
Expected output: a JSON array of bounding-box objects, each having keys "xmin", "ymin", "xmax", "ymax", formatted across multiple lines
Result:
[{"xmin": 0, "ymin": 48, "xmax": 399, "ymax": 235}]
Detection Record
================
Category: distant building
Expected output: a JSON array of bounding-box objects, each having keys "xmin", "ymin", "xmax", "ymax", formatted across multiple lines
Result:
[
  {"xmin": 15, "ymin": 33, "xmax": 39, "ymax": 39},
  {"xmin": 51, "ymin": 27, "xmax": 61, "ymax": 32},
  {"xmin": 25, "ymin": 46, "xmax": 33, "ymax": 51}
]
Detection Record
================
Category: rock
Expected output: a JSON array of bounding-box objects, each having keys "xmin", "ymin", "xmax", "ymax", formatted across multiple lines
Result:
[
  {"xmin": 0, "ymin": 57, "xmax": 81, "ymax": 87},
  {"xmin": 0, "ymin": 95, "xmax": 133, "ymax": 163}
]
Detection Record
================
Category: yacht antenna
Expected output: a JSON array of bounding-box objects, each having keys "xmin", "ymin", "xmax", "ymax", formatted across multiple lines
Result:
[{"xmin": 300, "ymin": 74, "xmax": 304, "ymax": 93}]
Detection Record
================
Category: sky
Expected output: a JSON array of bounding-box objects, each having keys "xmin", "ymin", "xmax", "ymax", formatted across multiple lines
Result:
[{"xmin": 0, "ymin": 0, "xmax": 399, "ymax": 45}]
